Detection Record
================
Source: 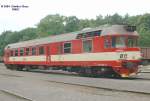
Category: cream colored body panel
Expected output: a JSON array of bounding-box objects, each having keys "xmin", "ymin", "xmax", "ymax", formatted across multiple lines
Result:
[
  {"xmin": 8, "ymin": 51, "xmax": 141, "ymax": 62},
  {"xmin": 51, "ymin": 51, "xmax": 141, "ymax": 61},
  {"xmin": 9, "ymin": 56, "xmax": 46, "ymax": 62}
]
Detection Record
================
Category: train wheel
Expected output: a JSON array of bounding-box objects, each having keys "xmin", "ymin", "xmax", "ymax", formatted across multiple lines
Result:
[
  {"xmin": 91, "ymin": 67, "xmax": 111, "ymax": 77},
  {"xmin": 5, "ymin": 64, "xmax": 17, "ymax": 70},
  {"xmin": 16, "ymin": 65, "xmax": 24, "ymax": 71},
  {"xmin": 24, "ymin": 65, "xmax": 32, "ymax": 71}
]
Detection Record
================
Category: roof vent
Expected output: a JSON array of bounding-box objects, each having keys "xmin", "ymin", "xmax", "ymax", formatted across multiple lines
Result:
[{"xmin": 124, "ymin": 25, "xmax": 136, "ymax": 32}]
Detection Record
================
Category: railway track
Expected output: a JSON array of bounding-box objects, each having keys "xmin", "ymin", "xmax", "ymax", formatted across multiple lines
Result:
[
  {"xmin": 45, "ymin": 79, "xmax": 150, "ymax": 96},
  {"xmin": 0, "ymin": 76, "xmax": 150, "ymax": 101},
  {"xmin": 2, "ymin": 64, "xmax": 150, "ymax": 94},
  {"xmin": 24, "ymin": 68, "xmax": 150, "ymax": 80},
  {"xmin": 0, "ymin": 73, "xmax": 23, "ymax": 77},
  {"xmin": 13, "ymin": 69, "xmax": 150, "ymax": 94},
  {"xmin": 0, "ymin": 68, "xmax": 150, "ymax": 100},
  {"xmin": 29, "ymin": 70, "xmax": 150, "ymax": 95},
  {"xmin": 0, "ymin": 89, "xmax": 33, "ymax": 101}
]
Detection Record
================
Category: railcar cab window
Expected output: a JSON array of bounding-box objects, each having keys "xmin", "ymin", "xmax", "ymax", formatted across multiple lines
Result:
[
  {"xmin": 112, "ymin": 36, "xmax": 126, "ymax": 48},
  {"xmin": 32, "ymin": 47, "xmax": 36, "ymax": 55},
  {"xmin": 63, "ymin": 42, "xmax": 71, "ymax": 53},
  {"xmin": 105, "ymin": 36, "xmax": 138, "ymax": 48},
  {"xmin": 20, "ymin": 48, "xmax": 24, "ymax": 56},
  {"xmin": 105, "ymin": 36, "xmax": 126, "ymax": 48},
  {"xmin": 83, "ymin": 40, "xmax": 92, "ymax": 52},
  {"xmin": 39, "ymin": 46, "xmax": 45, "ymax": 55}
]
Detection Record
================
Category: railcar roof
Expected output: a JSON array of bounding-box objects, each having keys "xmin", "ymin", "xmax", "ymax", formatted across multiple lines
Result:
[
  {"xmin": 6, "ymin": 33, "xmax": 79, "ymax": 49},
  {"xmin": 6, "ymin": 25, "xmax": 138, "ymax": 49}
]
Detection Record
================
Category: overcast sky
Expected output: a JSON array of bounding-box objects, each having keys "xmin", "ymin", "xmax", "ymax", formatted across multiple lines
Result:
[{"xmin": 0, "ymin": 0, "xmax": 150, "ymax": 34}]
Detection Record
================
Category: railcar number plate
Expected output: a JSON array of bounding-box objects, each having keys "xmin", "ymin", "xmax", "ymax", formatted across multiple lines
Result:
[{"xmin": 120, "ymin": 53, "xmax": 128, "ymax": 59}]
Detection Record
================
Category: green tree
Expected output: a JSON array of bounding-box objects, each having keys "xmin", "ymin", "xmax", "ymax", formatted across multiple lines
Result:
[
  {"xmin": 79, "ymin": 19, "xmax": 93, "ymax": 29},
  {"xmin": 64, "ymin": 16, "xmax": 80, "ymax": 32},
  {"xmin": 136, "ymin": 14, "xmax": 150, "ymax": 46},
  {"xmin": 0, "ymin": 31, "xmax": 19, "ymax": 56},
  {"xmin": 104, "ymin": 13, "xmax": 123, "ymax": 24},
  {"xmin": 18, "ymin": 28, "xmax": 37, "ymax": 41},
  {"xmin": 95, "ymin": 15, "xmax": 105, "ymax": 26},
  {"xmin": 37, "ymin": 14, "xmax": 65, "ymax": 37}
]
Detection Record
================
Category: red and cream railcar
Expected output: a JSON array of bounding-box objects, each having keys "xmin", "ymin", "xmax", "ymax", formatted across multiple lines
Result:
[{"xmin": 3, "ymin": 25, "xmax": 141, "ymax": 77}]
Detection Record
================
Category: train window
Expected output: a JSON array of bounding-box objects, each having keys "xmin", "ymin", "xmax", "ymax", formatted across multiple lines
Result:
[
  {"xmin": 82, "ymin": 33, "xmax": 87, "ymax": 38},
  {"xmin": 94, "ymin": 30, "xmax": 101, "ymax": 36},
  {"xmin": 76, "ymin": 30, "xmax": 101, "ymax": 39},
  {"xmin": 76, "ymin": 33, "xmax": 83, "ymax": 39},
  {"xmin": 124, "ymin": 25, "xmax": 136, "ymax": 32},
  {"xmin": 104, "ymin": 37, "xmax": 111, "ymax": 48},
  {"xmin": 86, "ymin": 32, "xmax": 93, "ymax": 37},
  {"xmin": 127, "ymin": 37, "xmax": 137, "ymax": 47},
  {"xmin": 109, "ymin": 36, "xmax": 126, "ymax": 48},
  {"xmin": 39, "ymin": 46, "xmax": 45, "ymax": 55},
  {"xmin": 115, "ymin": 37, "xmax": 126, "ymax": 48},
  {"xmin": 111, "ymin": 37, "xmax": 116, "ymax": 48},
  {"xmin": 15, "ymin": 49, "xmax": 18, "ymax": 56},
  {"xmin": 63, "ymin": 42, "xmax": 71, "ymax": 53},
  {"xmin": 32, "ymin": 47, "xmax": 36, "ymax": 55},
  {"xmin": 25, "ymin": 48, "xmax": 30, "ymax": 55},
  {"xmin": 83, "ymin": 40, "xmax": 92, "ymax": 52},
  {"xmin": 20, "ymin": 48, "xmax": 24, "ymax": 56}
]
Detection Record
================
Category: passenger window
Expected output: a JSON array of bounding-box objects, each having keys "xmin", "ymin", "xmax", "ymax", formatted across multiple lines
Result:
[
  {"xmin": 83, "ymin": 40, "xmax": 92, "ymax": 52},
  {"xmin": 25, "ymin": 48, "xmax": 30, "ymax": 55},
  {"xmin": 64, "ymin": 42, "xmax": 71, "ymax": 53},
  {"xmin": 20, "ymin": 48, "xmax": 24, "ymax": 56},
  {"xmin": 39, "ymin": 46, "xmax": 45, "ymax": 55},
  {"xmin": 15, "ymin": 49, "xmax": 18, "ymax": 56},
  {"xmin": 32, "ymin": 47, "xmax": 36, "ymax": 55}
]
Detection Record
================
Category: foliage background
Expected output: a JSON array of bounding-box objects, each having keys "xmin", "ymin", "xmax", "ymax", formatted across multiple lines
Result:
[{"xmin": 0, "ymin": 13, "xmax": 150, "ymax": 56}]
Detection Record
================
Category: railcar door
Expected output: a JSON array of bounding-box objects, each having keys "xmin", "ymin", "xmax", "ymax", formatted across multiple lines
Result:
[
  {"xmin": 46, "ymin": 45, "xmax": 51, "ymax": 63},
  {"xmin": 5, "ymin": 50, "xmax": 10, "ymax": 62},
  {"xmin": 58, "ymin": 44, "xmax": 63, "ymax": 62}
]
